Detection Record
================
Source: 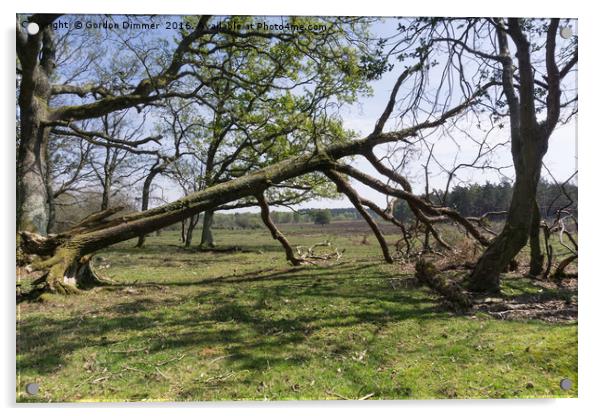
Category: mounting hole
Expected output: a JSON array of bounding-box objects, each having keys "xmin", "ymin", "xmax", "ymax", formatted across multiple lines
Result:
[
  {"xmin": 560, "ymin": 26, "xmax": 573, "ymax": 39},
  {"xmin": 26, "ymin": 22, "xmax": 40, "ymax": 36},
  {"xmin": 25, "ymin": 382, "xmax": 39, "ymax": 395},
  {"xmin": 560, "ymin": 378, "xmax": 573, "ymax": 391}
]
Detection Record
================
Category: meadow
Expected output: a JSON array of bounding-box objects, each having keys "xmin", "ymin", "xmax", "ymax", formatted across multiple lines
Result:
[{"xmin": 16, "ymin": 221, "xmax": 577, "ymax": 402}]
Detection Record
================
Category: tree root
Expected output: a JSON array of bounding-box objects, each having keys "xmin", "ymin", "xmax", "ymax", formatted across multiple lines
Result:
[{"xmin": 23, "ymin": 250, "xmax": 114, "ymax": 299}]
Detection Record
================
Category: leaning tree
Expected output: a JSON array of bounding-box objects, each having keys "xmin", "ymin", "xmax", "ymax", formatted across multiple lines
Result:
[
  {"xmin": 18, "ymin": 72, "xmax": 495, "ymax": 293},
  {"xmin": 17, "ymin": 16, "xmax": 576, "ymax": 297}
]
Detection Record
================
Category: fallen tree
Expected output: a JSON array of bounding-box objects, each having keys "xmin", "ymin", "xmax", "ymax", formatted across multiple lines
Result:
[
  {"xmin": 17, "ymin": 16, "xmax": 578, "ymax": 300},
  {"xmin": 415, "ymin": 258, "xmax": 473, "ymax": 311},
  {"xmin": 18, "ymin": 77, "xmax": 498, "ymax": 295}
]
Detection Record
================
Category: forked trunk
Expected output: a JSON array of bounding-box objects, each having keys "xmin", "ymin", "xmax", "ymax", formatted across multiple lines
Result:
[
  {"xmin": 184, "ymin": 214, "xmax": 199, "ymax": 247},
  {"xmin": 468, "ymin": 143, "xmax": 545, "ymax": 292}
]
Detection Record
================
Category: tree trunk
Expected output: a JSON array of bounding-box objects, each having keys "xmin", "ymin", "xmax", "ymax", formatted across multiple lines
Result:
[
  {"xmin": 468, "ymin": 151, "xmax": 544, "ymax": 292},
  {"xmin": 32, "ymin": 253, "xmax": 112, "ymax": 294},
  {"xmin": 17, "ymin": 88, "xmax": 511, "ymax": 297},
  {"xmin": 100, "ymin": 150, "xmax": 112, "ymax": 211},
  {"xmin": 22, "ymin": 150, "xmax": 335, "ymax": 291},
  {"xmin": 17, "ymin": 137, "xmax": 49, "ymax": 234},
  {"xmin": 200, "ymin": 210, "xmax": 215, "ymax": 248},
  {"xmin": 46, "ymin": 196, "xmax": 56, "ymax": 234},
  {"xmin": 184, "ymin": 214, "xmax": 199, "ymax": 247},
  {"xmin": 468, "ymin": 18, "xmax": 560, "ymax": 293},
  {"xmin": 136, "ymin": 168, "xmax": 160, "ymax": 248},
  {"xmin": 17, "ymin": 79, "xmax": 51, "ymax": 235},
  {"xmin": 101, "ymin": 185, "xmax": 110, "ymax": 211},
  {"xmin": 46, "ymin": 172, "xmax": 56, "ymax": 234},
  {"xmin": 17, "ymin": 23, "xmax": 56, "ymax": 235},
  {"xmin": 528, "ymin": 202, "xmax": 544, "ymax": 276},
  {"xmin": 136, "ymin": 233, "xmax": 147, "ymax": 248}
]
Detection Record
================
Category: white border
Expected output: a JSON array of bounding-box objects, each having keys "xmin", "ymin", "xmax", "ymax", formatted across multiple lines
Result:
[{"xmin": 2, "ymin": 1, "xmax": 599, "ymax": 415}]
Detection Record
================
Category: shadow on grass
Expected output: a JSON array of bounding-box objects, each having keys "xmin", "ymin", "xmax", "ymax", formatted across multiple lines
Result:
[
  {"xmin": 108, "ymin": 241, "xmax": 296, "ymax": 258},
  {"xmin": 17, "ymin": 259, "xmax": 573, "ymax": 402},
  {"xmin": 17, "ymin": 262, "xmax": 433, "ymax": 376},
  {"xmin": 501, "ymin": 277, "xmax": 577, "ymax": 303}
]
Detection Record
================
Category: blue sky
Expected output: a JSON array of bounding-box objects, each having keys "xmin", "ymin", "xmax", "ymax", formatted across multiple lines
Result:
[
  {"xmin": 32, "ymin": 15, "xmax": 577, "ymax": 211},
  {"xmin": 298, "ymin": 18, "xmax": 578, "ymax": 209}
]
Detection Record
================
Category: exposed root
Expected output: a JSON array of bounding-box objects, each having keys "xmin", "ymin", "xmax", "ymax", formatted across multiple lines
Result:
[
  {"xmin": 21, "ymin": 249, "xmax": 114, "ymax": 300},
  {"xmin": 67, "ymin": 255, "xmax": 115, "ymax": 289}
]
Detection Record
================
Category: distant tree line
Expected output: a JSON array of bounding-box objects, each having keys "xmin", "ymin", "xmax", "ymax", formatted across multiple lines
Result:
[
  {"xmin": 393, "ymin": 180, "xmax": 577, "ymax": 223},
  {"xmin": 209, "ymin": 208, "xmax": 351, "ymax": 228}
]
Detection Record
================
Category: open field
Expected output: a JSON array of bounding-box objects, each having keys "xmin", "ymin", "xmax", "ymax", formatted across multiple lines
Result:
[{"xmin": 17, "ymin": 221, "xmax": 577, "ymax": 402}]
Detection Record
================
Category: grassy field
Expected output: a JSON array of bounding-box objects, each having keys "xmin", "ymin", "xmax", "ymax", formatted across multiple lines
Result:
[{"xmin": 16, "ymin": 221, "xmax": 577, "ymax": 402}]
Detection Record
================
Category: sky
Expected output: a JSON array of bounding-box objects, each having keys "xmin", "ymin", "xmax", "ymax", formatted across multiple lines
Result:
[
  {"xmin": 296, "ymin": 18, "xmax": 578, "ymax": 210},
  {"xmin": 37, "ymin": 15, "xmax": 577, "ymax": 212},
  {"xmin": 127, "ymin": 16, "xmax": 579, "ymax": 212}
]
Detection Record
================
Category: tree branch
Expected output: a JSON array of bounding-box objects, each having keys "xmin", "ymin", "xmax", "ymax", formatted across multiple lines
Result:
[
  {"xmin": 323, "ymin": 169, "xmax": 393, "ymax": 263},
  {"xmin": 256, "ymin": 193, "xmax": 302, "ymax": 266}
]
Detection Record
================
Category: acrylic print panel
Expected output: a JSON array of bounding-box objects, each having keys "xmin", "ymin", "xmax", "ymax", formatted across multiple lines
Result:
[{"xmin": 16, "ymin": 14, "xmax": 578, "ymax": 402}]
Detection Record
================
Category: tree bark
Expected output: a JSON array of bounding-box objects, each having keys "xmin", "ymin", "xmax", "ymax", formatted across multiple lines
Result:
[
  {"xmin": 184, "ymin": 214, "xmax": 199, "ymax": 247},
  {"xmin": 17, "ymin": 23, "xmax": 55, "ymax": 235},
  {"xmin": 529, "ymin": 202, "xmax": 544, "ymax": 276},
  {"xmin": 256, "ymin": 193, "xmax": 301, "ymax": 265},
  {"xmin": 200, "ymin": 210, "xmax": 215, "ymax": 248},
  {"xmin": 468, "ymin": 171, "xmax": 541, "ymax": 292},
  {"xmin": 180, "ymin": 220, "xmax": 186, "ymax": 243},
  {"xmin": 467, "ymin": 19, "xmax": 562, "ymax": 293},
  {"xmin": 99, "ymin": 146, "xmax": 113, "ymax": 211},
  {"xmin": 45, "ymin": 147, "xmax": 56, "ymax": 233},
  {"xmin": 136, "ymin": 167, "xmax": 161, "ymax": 247}
]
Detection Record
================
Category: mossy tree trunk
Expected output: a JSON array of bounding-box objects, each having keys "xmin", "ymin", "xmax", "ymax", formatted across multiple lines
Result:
[{"xmin": 17, "ymin": 16, "xmax": 58, "ymax": 235}]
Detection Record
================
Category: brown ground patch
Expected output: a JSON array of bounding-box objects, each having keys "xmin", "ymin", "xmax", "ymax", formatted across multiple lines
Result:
[{"xmin": 472, "ymin": 276, "xmax": 577, "ymax": 323}]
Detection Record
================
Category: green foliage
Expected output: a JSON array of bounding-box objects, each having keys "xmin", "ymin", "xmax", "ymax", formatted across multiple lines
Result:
[
  {"xmin": 169, "ymin": 16, "xmax": 373, "ymax": 207},
  {"xmin": 312, "ymin": 209, "xmax": 332, "ymax": 225}
]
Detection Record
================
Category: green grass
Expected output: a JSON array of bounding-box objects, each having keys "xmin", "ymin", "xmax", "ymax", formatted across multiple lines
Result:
[{"xmin": 16, "ymin": 222, "xmax": 577, "ymax": 402}]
